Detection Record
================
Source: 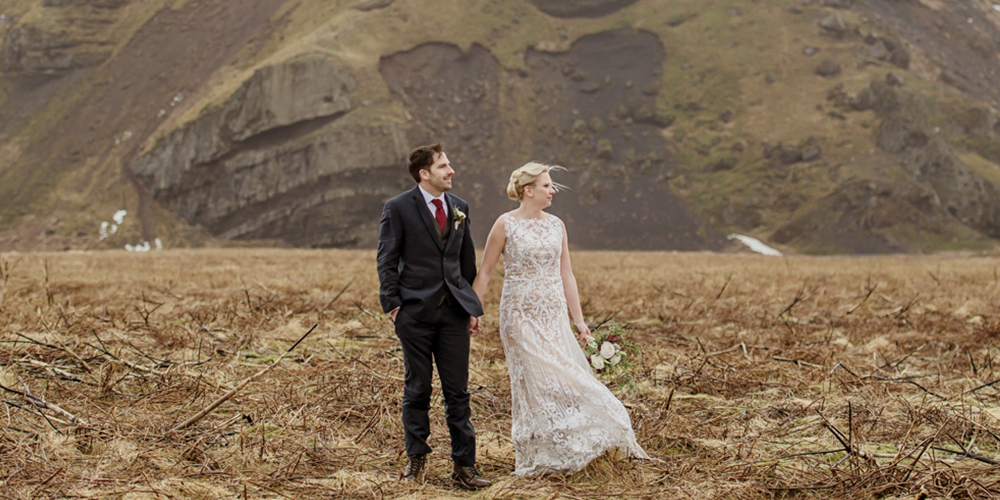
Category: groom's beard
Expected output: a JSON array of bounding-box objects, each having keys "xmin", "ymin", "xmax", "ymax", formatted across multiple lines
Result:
[{"xmin": 429, "ymin": 176, "xmax": 452, "ymax": 193}]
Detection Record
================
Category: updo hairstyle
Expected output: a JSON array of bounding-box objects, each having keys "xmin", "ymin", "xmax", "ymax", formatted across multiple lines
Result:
[{"xmin": 506, "ymin": 162, "xmax": 565, "ymax": 201}]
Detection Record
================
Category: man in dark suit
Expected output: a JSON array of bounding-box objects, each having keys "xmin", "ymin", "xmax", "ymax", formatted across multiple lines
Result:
[{"xmin": 377, "ymin": 143, "xmax": 491, "ymax": 490}]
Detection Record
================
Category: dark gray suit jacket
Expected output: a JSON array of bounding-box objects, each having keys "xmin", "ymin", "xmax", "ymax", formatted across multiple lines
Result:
[{"xmin": 377, "ymin": 186, "xmax": 483, "ymax": 325}]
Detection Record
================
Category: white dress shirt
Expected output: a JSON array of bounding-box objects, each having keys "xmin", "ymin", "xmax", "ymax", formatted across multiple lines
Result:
[{"xmin": 418, "ymin": 185, "xmax": 449, "ymax": 221}]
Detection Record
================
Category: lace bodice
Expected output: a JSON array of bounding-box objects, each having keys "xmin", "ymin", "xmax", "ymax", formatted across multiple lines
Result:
[
  {"xmin": 497, "ymin": 211, "xmax": 648, "ymax": 476},
  {"xmin": 501, "ymin": 214, "xmax": 566, "ymax": 343},
  {"xmin": 501, "ymin": 213, "xmax": 563, "ymax": 282}
]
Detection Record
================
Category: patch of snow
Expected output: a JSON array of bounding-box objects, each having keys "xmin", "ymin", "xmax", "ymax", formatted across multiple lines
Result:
[
  {"xmin": 125, "ymin": 241, "xmax": 151, "ymax": 252},
  {"xmin": 98, "ymin": 210, "xmax": 126, "ymax": 241},
  {"xmin": 126, "ymin": 238, "xmax": 162, "ymax": 252},
  {"xmin": 113, "ymin": 130, "xmax": 132, "ymax": 145},
  {"xmin": 727, "ymin": 234, "xmax": 783, "ymax": 256}
]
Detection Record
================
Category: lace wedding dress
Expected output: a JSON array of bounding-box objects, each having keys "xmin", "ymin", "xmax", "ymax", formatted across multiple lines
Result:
[{"xmin": 498, "ymin": 213, "xmax": 649, "ymax": 476}]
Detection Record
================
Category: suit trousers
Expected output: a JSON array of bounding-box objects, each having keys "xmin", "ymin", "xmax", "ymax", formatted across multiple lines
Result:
[{"xmin": 395, "ymin": 301, "xmax": 475, "ymax": 466}]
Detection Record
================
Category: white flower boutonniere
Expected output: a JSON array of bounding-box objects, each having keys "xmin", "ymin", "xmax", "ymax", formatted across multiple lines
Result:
[{"xmin": 453, "ymin": 208, "xmax": 467, "ymax": 230}]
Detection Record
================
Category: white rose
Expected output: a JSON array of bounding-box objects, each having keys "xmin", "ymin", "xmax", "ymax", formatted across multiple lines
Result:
[
  {"xmin": 609, "ymin": 354, "xmax": 621, "ymax": 366},
  {"xmin": 600, "ymin": 341, "xmax": 616, "ymax": 359},
  {"xmin": 590, "ymin": 354, "xmax": 605, "ymax": 370}
]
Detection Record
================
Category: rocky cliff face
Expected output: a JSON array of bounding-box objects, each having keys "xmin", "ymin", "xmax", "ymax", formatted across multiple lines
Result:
[
  {"xmin": 125, "ymin": 27, "xmax": 723, "ymax": 250},
  {"xmin": 130, "ymin": 54, "xmax": 410, "ymax": 247},
  {"xmin": 862, "ymin": 0, "xmax": 1000, "ymax": 111},
  {"xmin": 0, "ymin": 0, "xmax": 127, "ymax": 73}
]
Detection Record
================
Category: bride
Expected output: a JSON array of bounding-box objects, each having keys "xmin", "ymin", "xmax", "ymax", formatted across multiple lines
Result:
[{"xmin": 471, "ymin": 162, "xmax": 649, "ymax": 476}]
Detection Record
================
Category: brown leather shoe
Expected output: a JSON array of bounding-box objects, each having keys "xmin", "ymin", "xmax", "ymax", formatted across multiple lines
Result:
[
  {"xmin": 402, "ymin": 455, "xmax": 426, "ymax": 482},
  {"xmin": 451, "ymin": 463, "xmax": 491, "ymax": 490}
]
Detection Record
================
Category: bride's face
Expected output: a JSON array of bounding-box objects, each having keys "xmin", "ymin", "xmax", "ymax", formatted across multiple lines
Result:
[{"xmin": 525, "ymin": 172, "xmax": 555, "ymax": 207}]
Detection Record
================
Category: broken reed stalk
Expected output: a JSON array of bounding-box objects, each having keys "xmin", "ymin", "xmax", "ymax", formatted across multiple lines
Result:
[
  {"xmin": 321, "ymin": 278, "xmax": 355, "ymax": 312},
  {"xmin": 43, "ymin": 258, "xmax": 53, "ymax": 307},
  {"xmin": 775, "ymin": 281, "xmax": 807, "ymax": 319},
  {"xmin": 168, "ymin": 323, "xmax": 317, "ymax": 434},
  {"xmin": 715, "ymin": 271, "xmax": 733, "ymax": 300},
  {"xmin": 89, "ymin": 330, "xmax": 166, "ymax": 376},
  {"xmin": 0, "ymin": 381, "xmax": 88, "ymax": 426},
  {"xmin": 0, "ymin": 256, "xmax": 13, "ymax": 310},
  {"xmin": 845, "ymin": 280, "xmax": 877, "ymax": 315}
]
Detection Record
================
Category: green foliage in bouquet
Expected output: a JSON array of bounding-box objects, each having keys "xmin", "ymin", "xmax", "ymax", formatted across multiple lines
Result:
[{"xmin": 583, "ymin": 322, "xmax": 641, "ymax": 390}]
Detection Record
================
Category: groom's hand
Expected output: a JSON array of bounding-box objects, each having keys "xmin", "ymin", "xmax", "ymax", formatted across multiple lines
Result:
[
  {"xmin": 468, "ymin": 316, "xmax": 481, "ymax": 335},
  {"xmin": 390, "ymin": 308, "xmax": 399, "ymax": 323}
]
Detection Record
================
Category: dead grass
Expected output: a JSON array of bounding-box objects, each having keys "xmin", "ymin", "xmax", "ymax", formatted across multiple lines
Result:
[{"xmin": 1, "ymin": 248, "xmax": 999, "ymax": 499}]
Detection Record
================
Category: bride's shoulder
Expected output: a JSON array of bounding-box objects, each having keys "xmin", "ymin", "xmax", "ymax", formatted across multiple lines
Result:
[
  {"xmin": 499, "ymin": 211, "xmax": 522, "ymax": 223},
  {"xmin": 493, "ymin": 212, "xmax": 512, "ymax": 229}
]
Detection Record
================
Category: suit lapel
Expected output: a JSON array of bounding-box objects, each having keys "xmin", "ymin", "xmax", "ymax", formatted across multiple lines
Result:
[
  {"xmin": 443, "ymin": 193, "xmax": 459, "ymax": 252},
  {"xmin": 412, "ymin": 186, "xmax": 445, "ymax": 252}
]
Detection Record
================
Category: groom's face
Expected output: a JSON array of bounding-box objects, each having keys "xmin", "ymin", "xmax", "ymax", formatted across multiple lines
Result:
[{"xmin": 421, "ymin": 152, "xmax": 454, "ymax": 194}]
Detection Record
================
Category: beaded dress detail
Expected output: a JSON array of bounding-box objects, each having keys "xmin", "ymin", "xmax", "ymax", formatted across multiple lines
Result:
[{"xmin": 498, "ymin": 212, "xmax": 648, "ymax": 476}]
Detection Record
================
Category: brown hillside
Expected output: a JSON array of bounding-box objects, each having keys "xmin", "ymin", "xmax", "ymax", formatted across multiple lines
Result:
[{"xmin": 1, "ymin": 0, "xmax": 999, "ymax": 253}]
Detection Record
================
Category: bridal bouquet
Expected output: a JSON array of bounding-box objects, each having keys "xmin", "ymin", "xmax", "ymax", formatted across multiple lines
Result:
[{"xmin": 584, "ymin": 322, "xmax": 640, "ymax": 387}]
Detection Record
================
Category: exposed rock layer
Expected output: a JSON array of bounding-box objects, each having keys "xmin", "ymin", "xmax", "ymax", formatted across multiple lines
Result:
[
  {"xmin": 134, "ymin": 34, "xmax": 720, "ymax": 249},
  {"xmin": 130, "ymin": 55, "xmax": 409, "ymax": 247},
  {"xmin": 0, "ymin": 0, "xmax": 131, "ymax": 73},
  {"xmin": 1, "ymin": 23, "xmax": 111, "ymax": 72}
]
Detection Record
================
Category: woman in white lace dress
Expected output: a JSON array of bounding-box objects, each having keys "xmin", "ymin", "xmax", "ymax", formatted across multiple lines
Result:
[{"xmin": 471, "ymin": 162, "xmax": 648, "ymax": 476}]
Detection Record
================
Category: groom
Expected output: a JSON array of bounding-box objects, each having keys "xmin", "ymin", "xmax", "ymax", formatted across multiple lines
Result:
[{"xmin": 377, "ymin": 142, "xmax": 490, "ymax": 490}]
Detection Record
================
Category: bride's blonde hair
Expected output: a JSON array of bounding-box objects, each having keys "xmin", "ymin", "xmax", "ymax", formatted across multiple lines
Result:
[{"xmin": 507, "ymin": 162, "xmax": 567, "ymax": 201}]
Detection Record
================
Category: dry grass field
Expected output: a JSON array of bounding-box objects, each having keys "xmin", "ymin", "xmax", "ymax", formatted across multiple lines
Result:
[{"xmin": 1, "ymin": 248, "xmax": 999, "ymax": 499}]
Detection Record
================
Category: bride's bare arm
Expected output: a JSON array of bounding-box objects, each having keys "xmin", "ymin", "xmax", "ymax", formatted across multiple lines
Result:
[
  {"xmin": 559, "ymin": 220, "xmax": 591, "ymax": 340},
  {"xmin": 472, "ymin": 216, "xmax": 506, "ymax": 303}
]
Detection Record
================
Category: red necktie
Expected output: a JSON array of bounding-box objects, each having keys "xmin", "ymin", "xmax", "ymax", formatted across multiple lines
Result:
[{"xmin": 432, "ymin": 199, "xmax": 446, "ymax": 233}]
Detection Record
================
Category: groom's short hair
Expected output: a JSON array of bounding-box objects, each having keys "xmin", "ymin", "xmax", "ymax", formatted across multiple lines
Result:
[{"xmin": 408, "ymin": 142, "xmax": 445, "ymax": 183}]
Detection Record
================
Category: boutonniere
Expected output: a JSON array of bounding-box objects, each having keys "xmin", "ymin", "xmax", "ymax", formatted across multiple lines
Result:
[{"xmin": 453, "ymin": 208, "xmax": 467, "ymax": 230}]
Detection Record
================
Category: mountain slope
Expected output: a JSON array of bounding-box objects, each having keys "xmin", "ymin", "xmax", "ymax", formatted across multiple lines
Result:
[{"xmin": 1, "ymin": 0, "xmax": 999, "ymax": 253}]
